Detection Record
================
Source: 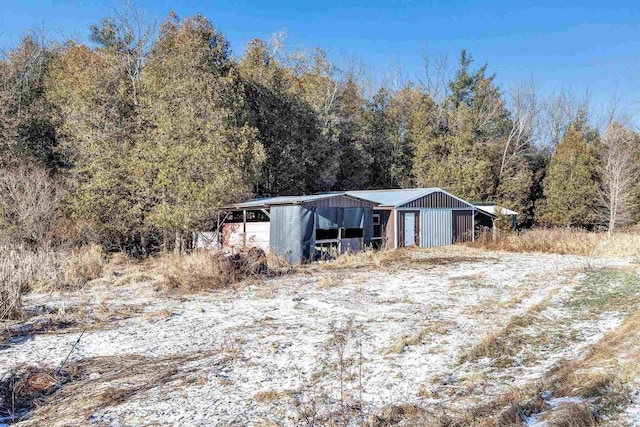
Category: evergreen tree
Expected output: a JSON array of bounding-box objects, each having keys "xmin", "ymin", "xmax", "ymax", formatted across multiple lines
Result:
[
  {"xmin": 412, "ymin": 50, "xmax": 506, "ymax": 201},
  {"xmin": 361, "ymin": 87, "xmax": 395, "ymax": 188},
  {"xmin": 45, "ymin": 42, "xmax": 145, "ymax": 249},
  {"xmin": 239, "ymin": 39, "xmax": 329, "ymax": 195},
  {"xmin": 0, "ymin": 34, "xmax": 62, "ymax": 171},
  {"xmin": 538, "ymin": 126, "xmax": 601, "ymax": 226},
  {"xmin": 139, "ymin": 13, "xmax": 264, "ymax": 249}
]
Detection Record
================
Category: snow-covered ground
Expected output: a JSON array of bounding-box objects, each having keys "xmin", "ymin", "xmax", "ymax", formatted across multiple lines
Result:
[{"xmin": 1, "ymin": 247, "xmax": 637, "ymax": 426}]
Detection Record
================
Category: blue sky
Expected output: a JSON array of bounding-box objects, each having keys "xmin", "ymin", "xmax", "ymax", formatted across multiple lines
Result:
[{"xmin": 2, "ymin": 0, "xmax": 639, "ymax": 121}]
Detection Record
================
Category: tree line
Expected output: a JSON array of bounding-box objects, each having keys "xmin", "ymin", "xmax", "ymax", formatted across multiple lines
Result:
[{"xmin": 1, "ymin": 7, "xmax": 639, "ymax": 253}]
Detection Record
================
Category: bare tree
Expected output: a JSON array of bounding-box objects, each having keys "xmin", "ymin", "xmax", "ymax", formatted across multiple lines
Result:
[
  {"xmin": 90, "ymin": 0, "xmax": 156, "ymax": 105},
  {"xmin": 541, "ymin": 88, "xmax": 589, "ymax": 147},
  {"xmin": 600, "ymin": 121, "xmax": 639, "ymax": 233},
  {"xmin": 500, "ymin": 79, "xmax": 540, "ymax": 178},
  {"xmin": 418, "ymin": 51, "xmax": 451, "ymax": 105}
]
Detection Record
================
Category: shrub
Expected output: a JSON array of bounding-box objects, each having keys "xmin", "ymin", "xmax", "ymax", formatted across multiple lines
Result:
[{"xmin": 0, "ymin": 166, "xmax": 61, "ymax": 248}]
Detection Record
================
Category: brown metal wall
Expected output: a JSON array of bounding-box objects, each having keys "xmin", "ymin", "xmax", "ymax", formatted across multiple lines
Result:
[
  {"xmin": 305, "ymin": 195, "xmax": 377, "ymax": 208},
  {"xmin": 401, "ymin": 191, "xmax": 469, "ymax": 209},
  {"xmin": 386, "ymin": 209, "xmax": 396, "ymax": 248},
  {"xmin": 452, "ymin": 210, "xmax": 474, "ymax": 242}
]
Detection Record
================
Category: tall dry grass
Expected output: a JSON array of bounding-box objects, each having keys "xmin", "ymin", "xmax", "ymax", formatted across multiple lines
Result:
[
  {"xmin": 62, "ymin": 244, "xmax": 105, "ymax": 289},
  {"xmin": 0, "ymin": 249, "xmax": 28, "ymax": 319},
  {"xmin": 155, "ymin": 249, "xmax": 271, "ymax": 292},
  {"xmin": 472, "ymin": 227, "xmax": 640, "ymax": 256},
  {"xmin": 0, "ymin": 244, "xmax": 106, "ymax": 319}
]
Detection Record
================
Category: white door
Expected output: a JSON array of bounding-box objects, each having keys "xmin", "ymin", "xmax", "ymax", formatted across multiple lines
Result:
[{"xmin": 404, "ymin": 212, "xmax": 416, "ymax": 246}]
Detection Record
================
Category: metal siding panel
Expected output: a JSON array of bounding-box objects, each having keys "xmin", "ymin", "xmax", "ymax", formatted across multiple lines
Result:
[
  {"xmin": 401, "ymin": 191, "xmax": 467, "ymax": 209},
  {"xmin": 421, "ymin": 209, "xmax": 453, "ymax": 247},
  {"xmin": 305, "ymin": 195, "xmax": 377, "ymax": 208},
  {"xmin": 269, "ymin": 205, "xmax": 302, "ymax": 264},
  {"xmin": 453, "ymin": 210, "xmax": 473, "ymax": 242},
  {"xmin": 420, "ymin": 211, "xmax": 428, "ymax": 246}
]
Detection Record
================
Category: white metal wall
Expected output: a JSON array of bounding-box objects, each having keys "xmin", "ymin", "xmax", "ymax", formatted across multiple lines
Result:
[
  {"xmin": 420, "ymin": 209, "xmax": 453, "ymax": 247},
  {"xmin": 223, "ymin": 222, "xmax": 271, "ymax": 252}
]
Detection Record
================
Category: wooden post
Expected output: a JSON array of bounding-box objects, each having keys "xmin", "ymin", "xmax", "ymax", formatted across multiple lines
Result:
[
  {"xmin": 216, "ymin": 211, "xmax": 220, "ymax": 247},
  {"xmin": 243, "ymin": 209, "xmax": 247, "ymax": 248}
]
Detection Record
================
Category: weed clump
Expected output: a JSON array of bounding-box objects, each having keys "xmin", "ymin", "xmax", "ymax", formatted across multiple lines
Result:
[{"xmin": 160, "ymin": 248, "xmax": 270, "ymax": 292}]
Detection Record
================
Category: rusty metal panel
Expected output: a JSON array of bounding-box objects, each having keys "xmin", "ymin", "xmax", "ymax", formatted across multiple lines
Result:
[
  {"xmin": 401, "ymin": 191, "xmax": 468, "ymax": 209},
  {"xmin": 421, "ymin": 209, "xmax": 453, "ymax": 247},
  {"xmin": 452, "ymin": 210, "xmax": 474, "ymax": 243}
]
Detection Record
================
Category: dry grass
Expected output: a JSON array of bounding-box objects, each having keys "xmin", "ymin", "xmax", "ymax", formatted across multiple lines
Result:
[
  {"xmin": 0, "ymin": 363, "xmax": 81, "ymax": 424},
  {"xmin": 0, "ymin": 244, "xmax": 72, "ymax": 319},
  {"xmin": 152, "ymin": 249, "xmax": 271, "ymax": 293},
  {"xmin": 451, "ymin": 298, "xmax": 640, "ymax": 425},
  {"xmin": 459, "ymin": 299, "xmax": 550, "ymax": 366},
  {"xmin": 62, "ymin": 244, "xmax": 105, "ymax": 289},
  {"xmin": 16, "ymin": 352, "xmax": 214, "ymax": 426},
  {"xmin": 546, "ymin": 307, "xmax": 640, "ymax": 414},
  {"xmin": 384, "ymin": 321, "xmax": 450, "ymax": 355},
  {"xmin": 472, "ymin": 227, "xmax": 640, "ymax": 256},
  {"xmin": 367, "ymin": 403, "xmax": 427, "ymax": 426},
  {"xmin": 253, "ymin": 390, "xmax": 289, "ymax": 403},
  {"xmin": 537, "ymin": 402, "xmax": 596, "ymax": 426},
  {"xmin": 308, "ymin": 247, "xmax": 487, "ymax": 275},
  {"xmin": 0, "ymin": 243, "xmax": 107, "ymax": 314},
  {"xmin": 0, "ymin": 249, "xmax": 27, "ymax": 319},
  {"xmin": 113, "ymin": 271, "xmax": 156, "ymax": 286}
]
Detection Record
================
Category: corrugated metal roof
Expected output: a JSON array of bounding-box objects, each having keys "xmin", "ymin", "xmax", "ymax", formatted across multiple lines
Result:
[
  {"xmin": 475, "ymin": 205, "xmax": 519, "ymax": 216},
  {"xmin": 230, "ymin": 188, "xmax": 479, "ymax": 210},
  {"xmin": 229, "ymin": 194, "xmax": 343, "ymax": 209},
  {"xmin": 345, "ymin": 188, "xmax": 439, "ymax": 207}
]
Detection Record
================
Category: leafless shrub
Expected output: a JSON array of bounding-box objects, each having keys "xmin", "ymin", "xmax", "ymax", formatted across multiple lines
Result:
[
  {"xmin": 296, "ymin": 320, "xmax": 366, "ymax": 425},
  {"xmin": 0, "ymin": 166, "xmax": 61, "ymax": 248}
]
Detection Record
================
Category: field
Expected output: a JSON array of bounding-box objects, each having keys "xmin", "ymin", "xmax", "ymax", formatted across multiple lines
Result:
[{"xmin": 1, "ymin": 246, "xmax": 640, "ymax": 426}]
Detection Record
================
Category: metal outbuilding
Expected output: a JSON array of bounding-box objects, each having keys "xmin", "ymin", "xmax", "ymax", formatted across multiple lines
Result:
[
  {"xmin": 199, "ymin": 188, "xmax": 480, "ymax": 262},
  {"xmin": 346, "ymin": 188, "xmax": 478, "ymax": 248},
  {"xmin": 205, "ymin": 194, "xmax": 377, "ymax": 264}
]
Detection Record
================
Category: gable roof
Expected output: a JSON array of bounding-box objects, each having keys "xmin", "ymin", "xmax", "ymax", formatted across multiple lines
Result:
[
  {"xmin": 345, "ymin": 188, "xmax": 437, "ymax": 207},
  {"xmin": 346, "ymin": 188, "xmax": 475, "ymax": 209}
]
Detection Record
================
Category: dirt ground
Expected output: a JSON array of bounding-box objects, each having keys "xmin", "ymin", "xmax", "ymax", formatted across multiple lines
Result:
[{"xmin": 1, "ymin": 246, "xmax": 639, "ymax": 426}]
